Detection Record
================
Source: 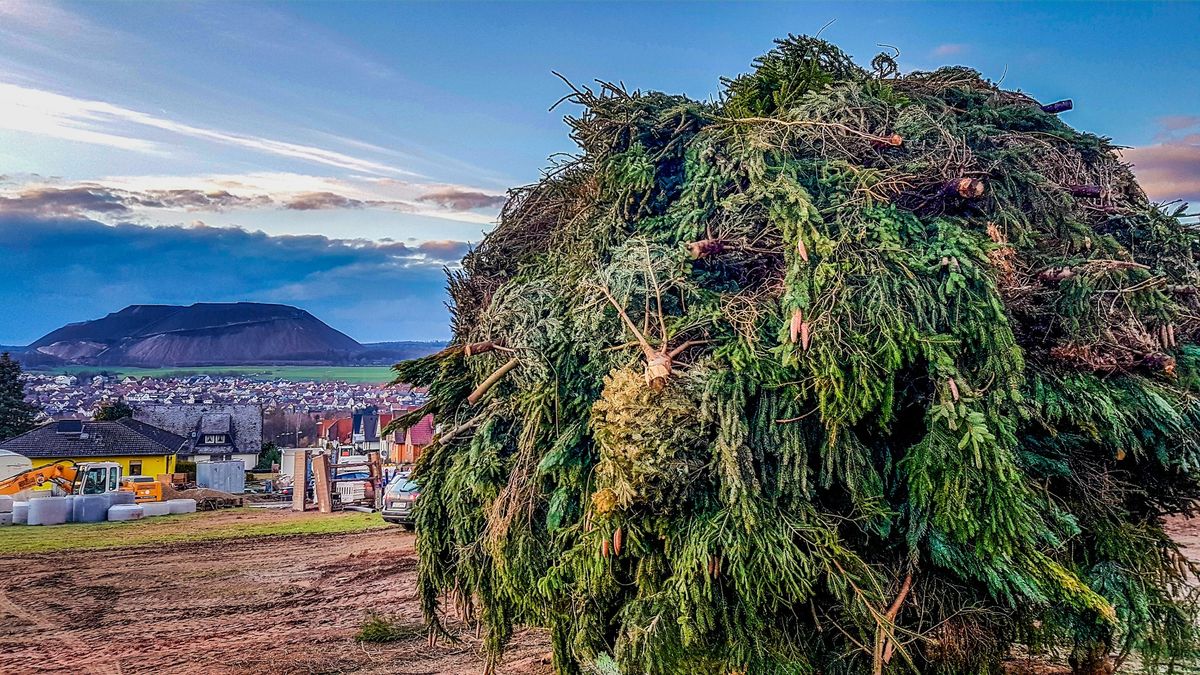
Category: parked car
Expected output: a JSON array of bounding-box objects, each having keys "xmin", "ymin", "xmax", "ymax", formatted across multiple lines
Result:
[
  {"xmin": 333, "ymin": 471, "xmax": 374, "ymax": 504},
  {"xmin": 381, "ymin": 477, "xmax": 419, "ymax": 529}
]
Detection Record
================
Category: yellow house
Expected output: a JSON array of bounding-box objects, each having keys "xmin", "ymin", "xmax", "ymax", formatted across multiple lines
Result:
[{"xmin": 0, "ymin": 419, "xmax": 183, "ymax": 489}]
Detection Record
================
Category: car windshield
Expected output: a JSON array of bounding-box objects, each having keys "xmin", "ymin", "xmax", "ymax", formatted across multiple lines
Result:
[{"xmin": 387, "ymin": 479, "xmax": 417, "ymax": 495}]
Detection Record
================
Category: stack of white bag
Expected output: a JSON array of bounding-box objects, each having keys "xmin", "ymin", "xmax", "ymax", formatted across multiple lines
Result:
[
  {"xmin": 167, "ymin": 498, "xmax": 197, "ymax": 514},
  {"xmin": 140, "ymin": 501, "xmax": 172, "ymax": 517},
  {"xmin": 28, "ymin": 496, "xmax": 71, "ymax": 526},
  {"xmin": 107, "ymin": 504, "xmax": 144, "ymax": 521},
  {"xmin": 12, "ymin": 501, "xmax": 28, "ymax": 524}
]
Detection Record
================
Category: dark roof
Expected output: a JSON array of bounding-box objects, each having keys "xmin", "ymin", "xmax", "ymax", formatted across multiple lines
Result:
[
  {"xmin": 200, "ymin": 414, "xmax": 232, "ymax": 435},
  {"xmin": 133, "ymin": 404, "xmax": 262, "ymax": 456},
  {"xmin": 119, "ymin": 418, "xmax": 190, "ymax": 454},
  {"xmin": 0, "ymin": 418, "xmax": 188, "ymax": 459},
  {"xmin": 353, "ymin": 411, "xmax": 380, "ymax": 442}
]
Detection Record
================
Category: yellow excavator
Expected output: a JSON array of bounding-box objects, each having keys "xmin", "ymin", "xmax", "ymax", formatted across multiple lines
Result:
[{"xmin": 0, "ymin": 460, "xmax": 162, "ymax": 502}]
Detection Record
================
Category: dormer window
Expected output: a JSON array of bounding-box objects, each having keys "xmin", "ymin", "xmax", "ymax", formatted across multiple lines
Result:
[{"xmin": 202, "ymin": 434, "xmax": 228, "ymax": 445}]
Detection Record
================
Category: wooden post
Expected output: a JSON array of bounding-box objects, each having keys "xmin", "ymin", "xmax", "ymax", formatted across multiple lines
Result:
[
  {"xmin": 291, "ymin": 450, "xmax": 308, "ymax": 512},
  {"xmin": 367, "ymin": 451, "xmax": 383, "ymax": 510},
  {"xmin": 312, "ymin": 452, "xmax": 332, "ymax": 514}
]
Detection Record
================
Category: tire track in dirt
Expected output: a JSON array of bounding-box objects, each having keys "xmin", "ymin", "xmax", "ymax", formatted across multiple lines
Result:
[
  {"xmin": 0, "ymin": 583, "xmax": 121, "ymax": 675},
  {"xmin": 0, "ymin": 513, "xmax": 550, "ymax": 675}
]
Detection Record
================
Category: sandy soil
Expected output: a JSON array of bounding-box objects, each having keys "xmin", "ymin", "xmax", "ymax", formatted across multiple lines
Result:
[
  {"xmin": 3, "ymin": 510, "xmax": 1198, "ymax": 675},
  {"xmin": 0, "ymin": 511, "xmax": 549, "ymax": 675}
]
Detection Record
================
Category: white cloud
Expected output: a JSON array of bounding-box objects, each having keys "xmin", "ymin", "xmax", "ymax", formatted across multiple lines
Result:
[
  {"xmin": 0, "ymin": 81, "xmax": 418, "ymax": 176},
  {"xmin": 0, "ymin": 83, "xmax": 163, "ymax": 153}
]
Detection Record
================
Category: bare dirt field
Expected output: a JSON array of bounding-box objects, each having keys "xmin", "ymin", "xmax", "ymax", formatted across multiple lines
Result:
[
  {"xmin": 0, "ymin": 510, "xmax": 549, "ymax": 675},
  {"xmin": 2, "ymin": 509, "xmax": 1198, "ymax": 675}
]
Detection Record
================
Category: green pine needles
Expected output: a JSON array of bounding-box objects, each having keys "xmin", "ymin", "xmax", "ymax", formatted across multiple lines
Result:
[{"xmin": 392, "ymin": 36, "xmax": 1200, "ymax": 675}]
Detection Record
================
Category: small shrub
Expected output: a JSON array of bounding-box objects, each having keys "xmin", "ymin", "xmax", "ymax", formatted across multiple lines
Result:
[
  {"xmin": 175, "ymin": 460, "xmax": 197, "ymax": 481},
  {"xmin": 354, "ymin": 611, "xmax": 425, "ymax": 643}
]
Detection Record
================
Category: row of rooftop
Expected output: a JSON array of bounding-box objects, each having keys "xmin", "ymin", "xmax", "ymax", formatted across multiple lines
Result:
[
  {"xmin": 21, "ymin": 372, "xmax": 427, "ymax": 419},
  {"xmin": 0, "ymin": 402, "xmax": 438, "ymax": 478}
]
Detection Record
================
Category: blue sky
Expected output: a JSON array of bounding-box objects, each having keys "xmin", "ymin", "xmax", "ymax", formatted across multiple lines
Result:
[{"xmin": 1, "ymin": 1, "xmax": 1197, "ymax": 344}]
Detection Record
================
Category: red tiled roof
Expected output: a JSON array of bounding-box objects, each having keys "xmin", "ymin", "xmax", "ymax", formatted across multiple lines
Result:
[
  {"xmin": 318, "ymin": 417, "xmax": 353, "ymax": 444},
  {"xmin": 408, "ymin": 414, "xmax": 435, "ymax": 446}
]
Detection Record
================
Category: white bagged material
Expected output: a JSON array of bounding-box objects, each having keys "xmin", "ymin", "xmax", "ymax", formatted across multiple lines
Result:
[
  {"xmin": 0, "ymin": 495, "xmax": 12, "ymax": 513},
  {"xmin": 107, "ymin": 504, "xmax": 144, "ymax": 521},
  {"xmin": 64, "ymin": 495, "xmax": 76, "ymax": 522},
  {"xmin": 109, "ymin": 490, "xmax": 137, "ymax": 506},
  {"xmin": 27, "ymin": 496, "xmax": 71, "ymax": 526},
  {"xmin": 140, "ymin": 501, "xmax": 171, "ymax": 517},
  {"xmin": 12, "ymin": 501, "xmax": 28, "ymax": 524},
  {"xmin": 72, "ymin": 494, "xmax": 110, "ymax": 523},
  {"xmin": 167, "ymin": 498, "xmax": 197, "ymax": 514},
  {"xmin": 0, "ymin": 513, "xmax": 11, "ymax": 526}
]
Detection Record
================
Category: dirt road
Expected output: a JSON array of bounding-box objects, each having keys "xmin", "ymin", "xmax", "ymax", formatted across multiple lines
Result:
[{"xmin": 0, "ymin": 512, "xmax": 549, "ymax": 675}]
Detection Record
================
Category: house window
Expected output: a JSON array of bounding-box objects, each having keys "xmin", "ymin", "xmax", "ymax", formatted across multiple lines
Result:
[
  {"xmin": 203, "ymin": 434, "xmax": 227, "ymax": 445},
  {"xmin": 129, "ymin": 461, "xmax": 142, "ymax": 476}
]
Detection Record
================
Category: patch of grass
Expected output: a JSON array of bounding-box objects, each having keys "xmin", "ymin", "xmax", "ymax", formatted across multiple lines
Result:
[
  {"xmin": 355, "ymin": 610, "xmax": 426, "ymax": 643},
  {"xmin": 0, "ymin": 509, "xmax": 391, "ymax": 555}
]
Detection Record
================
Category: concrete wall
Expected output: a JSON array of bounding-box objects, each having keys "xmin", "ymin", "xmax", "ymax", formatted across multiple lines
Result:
[{"xmin": 187, "ymin": 453, "xmax": 258, "ymax": 471}]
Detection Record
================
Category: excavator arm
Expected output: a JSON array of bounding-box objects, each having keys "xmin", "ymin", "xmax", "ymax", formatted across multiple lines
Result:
[{"xmin": 0, "ymin": 461, "xmax": 79, "ymax": 496}]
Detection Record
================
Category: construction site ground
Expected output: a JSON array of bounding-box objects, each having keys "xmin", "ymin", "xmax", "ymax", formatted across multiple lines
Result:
[
  {"xmin": 0, "ymin": 509, "xmax": 549, "ymax": 675},
  {"xmin": 1, "ymin": 508, "xmax": 1199, "ymax": 675}
]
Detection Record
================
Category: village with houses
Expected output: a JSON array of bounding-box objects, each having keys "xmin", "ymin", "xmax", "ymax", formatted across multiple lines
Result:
[
  {"xmin": 1, "ymin": 365, "xmax": 436, "ymax": 521},
  {"xmin": 21, "ymin": 371, "xmax": 427, "ymax": 420}
]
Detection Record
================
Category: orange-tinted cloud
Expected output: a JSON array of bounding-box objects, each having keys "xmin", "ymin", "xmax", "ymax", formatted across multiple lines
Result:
[
  {"xmin": 416, "ymin": 188, "xmax": 506, "ymax": 211},
  {"xmin": 1126, "ymin": 118, "xmax": 1200, "ymax": 204}
]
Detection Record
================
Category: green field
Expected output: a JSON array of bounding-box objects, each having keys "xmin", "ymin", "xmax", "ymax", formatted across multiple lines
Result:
[
  {"xmin": 0, "ymin": 509, "xmax": 390, "ymax": 555},
  {"xmin": 32, "ymin": 365, "xmax": 398, "ymax": 383}
]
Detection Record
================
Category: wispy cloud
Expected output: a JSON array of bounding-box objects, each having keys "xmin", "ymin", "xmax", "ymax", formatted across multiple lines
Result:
[
  {"xmin": 0, "ymin": 81, "xmax": 417, "ymax": 176},
  {"xmin": 1158, "ymin": 115, "xmax": 1200, "ymax": 132},
  {"xmin": 932, "ymin": 43, "xmax": 969, "ymax": 58}
]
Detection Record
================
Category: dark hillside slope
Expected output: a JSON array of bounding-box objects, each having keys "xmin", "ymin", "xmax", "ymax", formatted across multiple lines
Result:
[
  {"xmin": 31, "ymin": 305, "xmax": 180, "ymax": 348},
  {"xmin": 28, "ymin": 302, "xmax": 368, "ymax": 366}
]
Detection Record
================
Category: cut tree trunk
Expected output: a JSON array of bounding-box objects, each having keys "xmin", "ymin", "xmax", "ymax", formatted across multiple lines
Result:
[
  {"xmin": 1068, "ymin": 185, "xmax": 1103, "ymax": 198},
  {"xmin": 1041, "ymin": 99, "xmax": 1074, "ymax": 114},
  {"xmin": 686, "ymin": 238, "xmax": 726, "ymax": 259},
  {"xmin": 464, "ymin": 340, "xmax": 504, "ymax": 356},
  {"xmin": 942, "ymin": 177, "xmax": 986, "ymax": 199}
]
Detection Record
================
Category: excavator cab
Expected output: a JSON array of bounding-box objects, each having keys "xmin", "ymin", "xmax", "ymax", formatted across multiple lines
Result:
[
  {"xmin": 2, "ymin": 461, "xmax": 158, "ymax": 502},
  {"xmin": 75, "ymin": 462, "xmax": 122, "ymax": 495}
]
